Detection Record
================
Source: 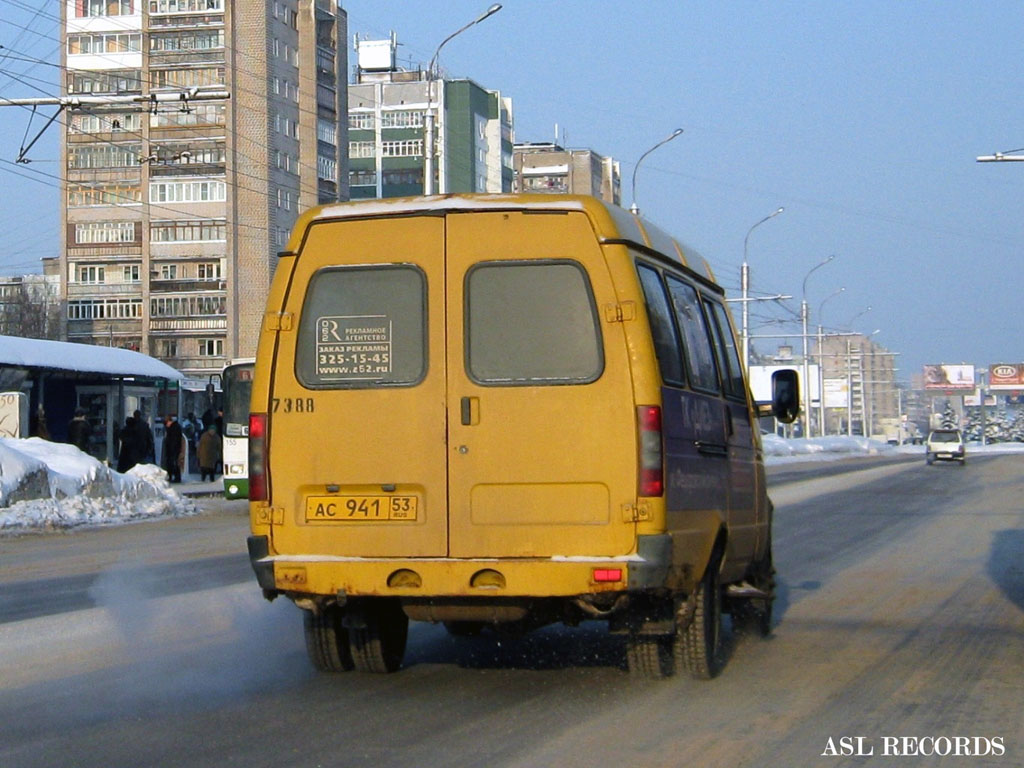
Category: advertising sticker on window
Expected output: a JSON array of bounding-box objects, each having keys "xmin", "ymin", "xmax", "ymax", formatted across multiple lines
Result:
[{"xmin": 315, "ymin": 315, "xmax": 392, "ymax": 380}]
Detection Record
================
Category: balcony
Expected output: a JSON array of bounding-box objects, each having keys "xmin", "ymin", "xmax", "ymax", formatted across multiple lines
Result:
[
  {"xmin": 149, "ymin": 317, "xmax": 226, "ymax": 332},
  {"xmin": 151, "ymin": 279, "xmax": 226, "ymax": 293}
]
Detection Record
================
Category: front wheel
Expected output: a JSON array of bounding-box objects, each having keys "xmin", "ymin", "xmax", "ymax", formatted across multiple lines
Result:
[{"xmin": 676, "ymin": 552, "xmax": 723, "ymax": 680}]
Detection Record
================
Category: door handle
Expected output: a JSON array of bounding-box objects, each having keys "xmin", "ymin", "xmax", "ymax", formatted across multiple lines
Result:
[
  {"xmin": 695, "ymin": 441, "xmax": 729, "ymax": 457},
  {"xmin": 460, "ymin": 396, "xmax": 480, "ymax": 426}
]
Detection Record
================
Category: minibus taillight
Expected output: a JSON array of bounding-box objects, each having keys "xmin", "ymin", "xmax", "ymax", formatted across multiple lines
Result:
[
  {"xmin": 249, "ymin": 412, "xmax": 268, "ymax": 501},
  {"xmin": 637, "ymin": 405, "xmax": 664, "ymax": 497}
]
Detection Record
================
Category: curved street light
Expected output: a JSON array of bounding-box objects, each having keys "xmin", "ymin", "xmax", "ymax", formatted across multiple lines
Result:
[
  {"xmin": 740, "ymin": 206, "xmax": 784, "ymax": 367},
  {"xmin": 799, "ymin": 255, "xmax": 837, "ymax": 438},
  {"xmin": 423, "ymin": 4, "xmax": 502, "ymax": 195},
  {"xmin": 629, "ymin": 128, "xmax": 683, "ymax": 215}
]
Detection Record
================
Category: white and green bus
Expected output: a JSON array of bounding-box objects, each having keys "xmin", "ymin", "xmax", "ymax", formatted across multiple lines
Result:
[{"xmin": 222, "ymin": 358, "xmax": 255, "ymax": 499}]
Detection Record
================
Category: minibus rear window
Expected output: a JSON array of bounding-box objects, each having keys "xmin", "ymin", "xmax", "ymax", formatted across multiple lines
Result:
[
  {"xmin": 466, "ymin": 260, "xmax": 603, "ymax": 385},
  {"xmin": 295, "ymin": 265, "xmax": 427, "ymax": 389}
]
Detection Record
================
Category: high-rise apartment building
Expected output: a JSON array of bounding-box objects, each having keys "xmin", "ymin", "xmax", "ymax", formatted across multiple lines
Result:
[
  {"xmin": 512, "ymin": 142, "xmax": 621, "ymax": 204},
  {"xmin": 60, "ymin": 0, "xmax": 348, "ymax": 377},
  {"xmin": 347, "ymin": 35, "xmax": 512, "ymax": 199}
]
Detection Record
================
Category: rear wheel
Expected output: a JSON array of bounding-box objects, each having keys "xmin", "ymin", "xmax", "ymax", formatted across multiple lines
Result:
[
  {"xmin": 626, "ymin": 633, "xmax": 674, "ymax": 679},
  {"xmin": 676, "ymin": 552, "xmax": 723, "ymax": 680},
  {"xmin": 349, "ymin": 599, "xmax": 409, "ymax": 673},
  {"xmin": 303, "ymin": 605, "xmax": 354, "ymax": 673}
]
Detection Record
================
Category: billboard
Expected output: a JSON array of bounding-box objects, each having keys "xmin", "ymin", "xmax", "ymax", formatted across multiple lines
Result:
[
  {"xmin": 823, "ymin": 378, "xmax": 849, "ymax": 408},
  {"xmin": 923, "ymin": 364, "xmax": 975, "ymax": 390},
  {"xmin": 988, "ymin": 363, "xmax": 1024, "ymax": 391}
]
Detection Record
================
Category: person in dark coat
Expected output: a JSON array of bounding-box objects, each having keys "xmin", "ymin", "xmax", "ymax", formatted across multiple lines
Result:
[
  {"xmin": 197, "ymin": 423, "xmax": 222, "ymax": 482},
  {"xmin": 116, "ymin": 416, "xmax": 143, "ymax": 473},
  {"xmin": 162, "ymin": 416, "xmax": 184, "ymax": 483},
  {"xmin": 67, "ymin": 408, "xmax": 92, "ymax": 452},
  {"xmin": 133, "ymin": 410, "xmax": 155, "ymax": 464}
]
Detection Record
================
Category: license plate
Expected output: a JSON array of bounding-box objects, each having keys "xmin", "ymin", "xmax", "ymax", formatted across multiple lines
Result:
[{"xmin": 305, "ymin": 495, "xmax": 418, "ymax": 522}]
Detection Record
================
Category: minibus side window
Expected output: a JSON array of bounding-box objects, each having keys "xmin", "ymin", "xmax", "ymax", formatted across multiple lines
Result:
[
  {"xmin": 295, "ymin": 265, "xmax": 427, "ymax": 389},
  {"xmin": 635, "ymin": 263, "xmax": 685, "ymax": 386},
  {"xmin": 665, "ymin": 276, "xmax": 720, "ymax": 393},
  {"xmin": 466, "ymin": 260, "xmax": 603, "ymax": 385},
  {"xmin": 707, "ymin": 300, "xmax": 747, "ymax": 399}
]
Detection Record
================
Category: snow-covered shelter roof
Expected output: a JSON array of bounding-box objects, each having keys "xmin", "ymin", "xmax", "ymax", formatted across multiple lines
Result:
[{"xmin": 0, "ymin": 336, "xmax": 182, "ymax": 380}]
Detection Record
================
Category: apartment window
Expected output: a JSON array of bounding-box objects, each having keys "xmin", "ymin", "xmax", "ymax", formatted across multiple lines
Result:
[
  {"xmin": 349, "ymin": 170, "xmax": 376, "ymax": 187},
  {"xmin": 68, "ymin": 298, "xmax": 141, "ymax": 319},
  {"xmin": 78, "ymin": 0, "xmax": 134, "ymax": 18},
  {"xmin": 151, "ymin": 296, "xmax": 226, "ymax": 317},
  {"xmin": 149, "ymin": 29, "xmax": 224, "ymax": 51},
  {"xmin": 349, "ymin": 113, "xmax": 374, "ymax": 131},
  {"xmin": 74, "ymin": 220, "xmax": 137, "ymax": 244},
  {"xmin": 381, "ymin": 140, "xmax": 423, "ymax": 158},
  {"xmin": 317, "ymin": 118, "xmax": 337, "ymax": 144},
  {"xmin": 68, "ymin": 144, "xmax": 141, "ymax": 169},
  {"xmin": 161, "ymin": 339, "xmax": 178, "ymax": 357},
  {"xmin": 151, "ymin": 104, "xmax": 224, "ymax": 128},
  {"xmin": 123, "ymin": 265, "xmax": 141, "ymax": 282},
  {"xmin": 153, "ymin": 67, "xmax": 224, "ymax": 89},
  {"xmin": 197, "ymin": 262, "xmax": 221, "ymax": 280},
  {"xmin": 79, "ymin": 266, "xmax": 106, "ymax": 284},
  {"xmin": 149, "ymin": 0, "xmax": 224, "ymax": 15},
  {"xmin": 149, "ymin": 179, "xmax": 227, "ymax": 203},
  {"xmin": 349, "ymin": 141, "xmax": 374, "ymax": 159},
  {"xmin": 69, "ymin": 69, "xmax": 142, "ymax": 94},
  {"xmin": 317, "ymin": 155, "xmax": 337, "ymax": 180},
  {"xmin": 68, "ymin": 33, "xmax": 142, "ymax": 54},
  {"xmin": 70, "ymin": 113, "xmax": 141, "ymax": 134},
  {"xmin": 160, "ymin": 265, "xmax": 178, "ymax": 280},
  {"xmin": 381, "ymin": 110, "xmax": 423, "ymax": 129},
  {"xmin": 150, "ymin": 219, "xmax": 226, "ymax": 242},
  {"xmin": 68, "ymin": 183, "xmax": 142, "ymax": 206},
  {"xmin": 198, "ymin": 338, "xmax": 223, "ymax": 357}
]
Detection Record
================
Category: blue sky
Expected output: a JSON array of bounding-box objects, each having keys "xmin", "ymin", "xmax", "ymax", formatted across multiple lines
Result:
[{"xmin": 1, "ymin": 1, "xmax": 1022, "ymax": 379}]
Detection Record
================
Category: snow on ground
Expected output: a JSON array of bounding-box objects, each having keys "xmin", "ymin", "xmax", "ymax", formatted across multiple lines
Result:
[
  {"xmin": 3, "ymin": 434, "xmax": 1024, "ymax": 534},
  {"xmin": 762, "ymin": 433, "xmax": 1024, "ymax": 463},
  {"xmin": 0, "ymin": 437, "xmax": 198, "ymax": 534}
]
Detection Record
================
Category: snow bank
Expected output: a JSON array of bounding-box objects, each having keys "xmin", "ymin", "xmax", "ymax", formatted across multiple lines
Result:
[
  {"xmin": 0, "ymin": 437, "xmax": 198, "ymax": 534},
  {"xmin": 762, "ymin": 434, "xmax": 892, "ymax": 460}
]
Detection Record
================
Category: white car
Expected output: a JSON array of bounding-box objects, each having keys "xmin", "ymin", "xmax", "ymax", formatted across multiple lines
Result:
[{"xmin": 926, "ymin": 429, "xmax": 966, "ymax": 466}]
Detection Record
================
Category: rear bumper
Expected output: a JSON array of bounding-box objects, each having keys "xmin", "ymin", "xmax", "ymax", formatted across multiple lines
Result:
[{"xmin": 246, "ymin": 534, "xmax": 673, "ymax": 599}]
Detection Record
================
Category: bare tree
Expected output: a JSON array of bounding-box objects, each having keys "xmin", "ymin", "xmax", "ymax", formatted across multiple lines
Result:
[{"xmin": 0, "ymin": 280, "xmax": 63, "ymax": 340}]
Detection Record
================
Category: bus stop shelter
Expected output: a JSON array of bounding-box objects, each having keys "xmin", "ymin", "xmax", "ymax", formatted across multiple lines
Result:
[{"xmin": 0, "ymin": 335, "xmax": 183, "ymax": 465}]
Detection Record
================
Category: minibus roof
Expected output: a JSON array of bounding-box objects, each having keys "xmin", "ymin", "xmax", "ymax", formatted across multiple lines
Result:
[{"xmin": 300, "ymin": 194, "xmax": 717, "ymax": 285}]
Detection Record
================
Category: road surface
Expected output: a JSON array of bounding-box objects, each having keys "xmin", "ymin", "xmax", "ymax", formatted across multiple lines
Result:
[{"xmin": 0, "ymin": 456, "xmax": 1021, "ymax": 767}]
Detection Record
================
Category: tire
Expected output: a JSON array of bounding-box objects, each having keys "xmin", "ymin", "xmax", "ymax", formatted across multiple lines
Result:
[
  {"xmin": 626, "ymin": 633, "xmax": 675, "ymax": 679},
  {"xmin": 676, "ymin": 551, "xmax": 723, "ymax": 680},
  {"xmin": 732, "ymin": 544, "xmax": 775, "ymax": 638},
  {"xmin": 349, "ymin": 599, "xmax": 409, "ymax": 673},
  {"xmin": 926, "ymin": 454, "xmax": 934, "ymax": 465},
  {"xmin": 303, "ymin": 605, "xmax": 354, "ymax": 673}
]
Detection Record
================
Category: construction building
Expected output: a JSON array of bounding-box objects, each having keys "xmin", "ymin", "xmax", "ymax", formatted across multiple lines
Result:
[
  {"xmin": 60, "ymin": 0, "xmax": 348, "ymax": 377},
  {"xmin": 347, "ymin": 34, "xmax": 513, "ymax": 199}
]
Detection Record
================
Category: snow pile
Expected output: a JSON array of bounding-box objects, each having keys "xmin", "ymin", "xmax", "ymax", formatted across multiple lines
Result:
[
  {"xmin": 762, "ymin": 434, "xmax": 892, "ymax": 460},
  {"xmin": 0, "ymin": 437, "xmax": 198, "ymax": 533}
]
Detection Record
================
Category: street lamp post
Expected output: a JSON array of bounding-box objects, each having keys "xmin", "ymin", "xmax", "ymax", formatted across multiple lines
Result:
[
  {"xmin": 423, "ymin": 4, "xmax": 502, "ymax": 195},
  {"xmin": 629, "ymin": 128, "xmax": 684, "ymax": 215},
  {"xmin": 799, "ymin": 255, "xmax": 836, "ymax": 437},
  {"xmin": 740, "ymin": 207, "xmax": 784, "ymax": 368}
]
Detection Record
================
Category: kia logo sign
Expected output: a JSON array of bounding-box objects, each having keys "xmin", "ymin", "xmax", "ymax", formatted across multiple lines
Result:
[{"xmin": 992, "ymin": 365, "xmax": 1016, "ymax": 378}]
